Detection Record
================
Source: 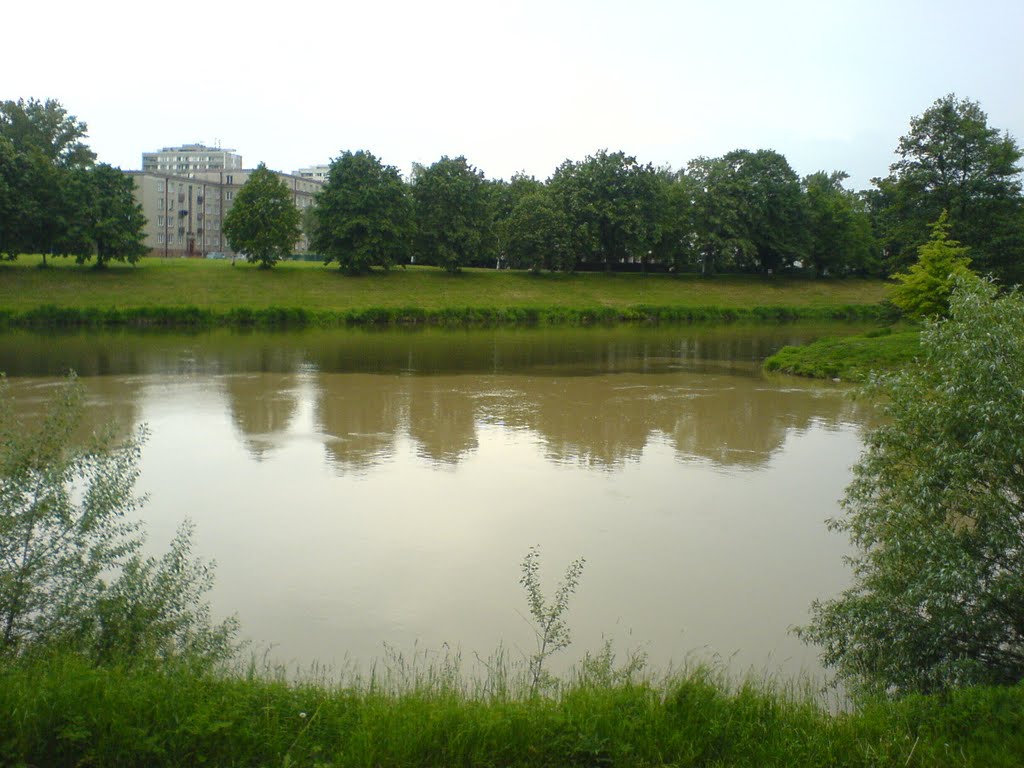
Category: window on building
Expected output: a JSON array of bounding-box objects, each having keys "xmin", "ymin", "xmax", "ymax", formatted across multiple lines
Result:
[
  {"xmin": 225, "ymin": 175, "xmax": 233, "ymax": 185},
  {"xmin": 226, "ymin": 191, "xmax": 233, "ymax": 201},
  {"xmin": 157, "ymin": 215, "xmax": 164, "ymax": 226}
]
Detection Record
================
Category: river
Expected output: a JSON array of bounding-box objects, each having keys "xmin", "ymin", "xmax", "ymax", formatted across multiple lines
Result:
[{"xmin": 0, "ymin": 325, "xmax": 872, "ymax": 683}]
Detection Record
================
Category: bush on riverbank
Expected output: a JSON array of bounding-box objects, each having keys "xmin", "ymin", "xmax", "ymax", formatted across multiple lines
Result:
[
  {"xmin": 764, "ymin": 327, "xmax": 920, "ymax": 381},
  {"xmin": 2, "ymin": 650, "xmax": 1023, "ymax": 767}
]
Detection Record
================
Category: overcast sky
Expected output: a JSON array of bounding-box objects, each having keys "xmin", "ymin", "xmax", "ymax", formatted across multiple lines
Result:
[{"xmin": 5, "ymin": 0, "xmax": 1022, "ymax": 190}]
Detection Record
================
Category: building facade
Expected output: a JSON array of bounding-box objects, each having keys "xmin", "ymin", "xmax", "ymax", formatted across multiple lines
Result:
[
  {"xmin": 293, "ymin": 164, "xmax": 331, "ymax": 183},
  {"xmin": 141, "ymin": 144, "xmax": 243, "ymax": 175},
  {"xmin": 127, "ymin": 168, "xmax": 322, "ymax": 258}
]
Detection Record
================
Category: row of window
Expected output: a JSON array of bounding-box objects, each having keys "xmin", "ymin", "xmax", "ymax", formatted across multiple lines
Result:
[{"xmin": 154, "ymin": 233, "xmax": 222, "ymax": 247}]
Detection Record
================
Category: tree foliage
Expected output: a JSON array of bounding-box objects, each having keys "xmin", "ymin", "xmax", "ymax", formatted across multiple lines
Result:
[
  {"xmin": 802, "ymin": 171, "xmax": 876, "ymax": 276},
  {"xmin": 800, "ymin": 278, "xmax": 1024, "ymax": 696},
  {"xmin": 412, "ymin": 156, "xmax": 489, "ymax": 272},
  {"xmin": 312, "ymin": 150, "xmax": 412, "ymax": 274},
  {"xmin": 873, "ymin": 94, "xmax": 1024, "ymax": 281},
  {"xmin": 549, "ymin": 150, "xmax": 659, "ymax": 271},
  {"xmin": 0, "ymin": 98, "xmax": 95, "ymax": 169},
  {"xmin": 890, "ymin": 211, "xmax": 975, "ymax": 318},
  {"xmin": 223, "ymin": 164, "xmax": 302, "ymax": 268},
  {"xmin": 650, "ymin": 169, "xmax": 696, "ymax": 273},
  {"xmin": 77, "ymin": 164, "xmax": 149, "ymax": 267},
  {"xmin": 0, "ymin": 376, "xmax": 237, "ymax": 664},
  {"xmin": 502, "ymin": 187, "xmax": 573, "ymax": 273},
  {"xmin": 0, "ymin": 99, "xmax": 145, "ymax": 266}
]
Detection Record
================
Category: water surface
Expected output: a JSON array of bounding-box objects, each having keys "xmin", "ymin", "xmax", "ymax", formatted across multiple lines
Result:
[{"xmin": 1, "ymin": 325, "xmax": 871, "ymax": 681}]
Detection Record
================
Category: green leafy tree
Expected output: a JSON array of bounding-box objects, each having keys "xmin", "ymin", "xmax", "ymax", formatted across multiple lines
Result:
[
  {"xmin": 709, "ymin": 149, "xmax": 807, "ymax": 274},
  {"xmin": 800, "ymin": 278, "xmax": 1024, "ymax": 696},
  {"xmin": 75, "ymin": 164, "xmax": 148, "ymax": 268},
  {"xmin": 223, "ymin": 163, "xmax": 301, "ymax": 268},
  {"xmin": 0, "ymin": 376, "xmax": 237, "ymax": 664},
  {"xmin": 0, "ymin": 98, "xmax": 95, "ymax": 169},
  {"xmin": 0, "ymin": 138, "xmax": 29, "ymax": 259},
  {"xmin": 650, "ymin": 168, "xmax": 696, "ymax": 273},
  {"xmin": 802, "ymin": 171, "xmax": 877, "ymax": 276},
  {"xmin": 686, "ymin": 155, "xmax": 756, "ymax": 275},
  {"xmin": 312, "ymin": 150, "xmax": 412, "ymax": 274},
  {"xmin": 491, "ymin": 173, "xmax": 543, "ymax": 268},
  {"xmin": 873, "ymin": 94, "xmax": 1024, "ymax": 281},
  {"xmin": 549, "ymin": 150, "xmax": 660, "ymax": 272},
  {"xmin": 411, "ymin": 156, "xmax": 489, "ymax": 273},
  {"xmin": 0, "ymin": 99, "xmax": 97, "ymax": 263},
  {"xmin": 503, "ymin": 187, "xmax": 573, "ymax": 273},
  {"xmin": 891, "ymin": 211, "xmax": 976, "ymax": 318}
]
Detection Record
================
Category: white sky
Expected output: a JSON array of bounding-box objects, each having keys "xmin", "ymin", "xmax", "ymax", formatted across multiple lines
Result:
[{"xmin": 4, "ymin": 0, "xmax": 1022, "ymax": 190}]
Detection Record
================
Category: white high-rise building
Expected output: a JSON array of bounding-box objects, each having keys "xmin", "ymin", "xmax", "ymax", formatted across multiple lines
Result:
[
  {"xmin": 142, "ymin": 144, "xmax": 243, "ymax": 174},
  {"xmin": 294, "ymin": 164, "xmax": 331, "ymax": 183}
]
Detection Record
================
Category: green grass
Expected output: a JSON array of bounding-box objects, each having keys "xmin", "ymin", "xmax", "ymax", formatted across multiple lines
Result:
[
  {"xmin": 2, "ymin": 651, "xmax": 1021, "ymax": 767},
  {"xmin": 764, "ymin": 327, "xmax": 921, "ymax": 381},
  {"xmin": 0, "ymin": 256, "xmax": 892, "ymax": 328}
]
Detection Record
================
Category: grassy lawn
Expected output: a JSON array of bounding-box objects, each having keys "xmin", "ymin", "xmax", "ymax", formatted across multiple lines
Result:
[{"xmin": 0, "ymin": 255, "xmax": 890, "ymax": 312}]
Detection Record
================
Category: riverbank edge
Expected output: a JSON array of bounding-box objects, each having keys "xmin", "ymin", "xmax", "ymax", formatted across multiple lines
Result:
[
  {"xmin": 764, "ymin": 328, "xmax": 921, "ymax": 381},
  {"xmin": 2, "ymin": 653, "xmax": 1021, "ymax": 767},
  {"xmin": 0, "ymin": 302, "xmax": 897, "ymax": 330}
]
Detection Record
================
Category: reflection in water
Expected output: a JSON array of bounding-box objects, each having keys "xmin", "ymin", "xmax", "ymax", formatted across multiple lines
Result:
[
  {"xmin": 224, "ymin": 374, "xmax": 300, "ymax": 461},
  {"xmin": 0, "ymin": 326, "xmax": 876, "ymax": 681},
  {"xmin": 315, "ymin": 375, "xmax": 402, "ymax": 470}
]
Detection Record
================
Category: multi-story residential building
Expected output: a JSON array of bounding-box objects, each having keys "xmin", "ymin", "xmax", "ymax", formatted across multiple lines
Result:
[
  {"xmin": 127, "ymin": 167, "xmax": 322, "ymax": 258},
  {"xmin": 141, "ymin": 144, "xmax": 243, "ymax": 175},
  {"xmin": 293, "ymin": 164, "xmax": 331, "ymax": 183}
]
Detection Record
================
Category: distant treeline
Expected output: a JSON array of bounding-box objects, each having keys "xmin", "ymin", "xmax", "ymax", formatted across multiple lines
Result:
[{"xmin": 3, "ymin": 95, "xmax": 1022, "ymax": 283}]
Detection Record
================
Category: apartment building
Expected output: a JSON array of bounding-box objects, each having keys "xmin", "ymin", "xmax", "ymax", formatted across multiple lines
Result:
[
  {"xmin": 127, "ymin": 167, "xmax": 322, "ymax": 258},
  {"xmin": 141, "ymin": 144, "xmax": 243, "ymax": 174},
  {"xmin": 293, "ymin": 164, "xmax": 331, "ymax": 183}
]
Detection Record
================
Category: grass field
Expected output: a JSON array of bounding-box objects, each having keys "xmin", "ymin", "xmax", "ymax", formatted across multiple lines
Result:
[
  {"xmin": 0, "ymin": 256, "xmax": 890, "ymax": 314},
  {"xmin": 2, "ymin": 651, "xmax": 1022, "ymax": 767}
]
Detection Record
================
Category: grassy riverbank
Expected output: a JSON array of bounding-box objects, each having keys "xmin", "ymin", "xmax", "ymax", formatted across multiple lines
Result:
[
  {"xmin": 0, "ymin": 256, "xmax": 891, "ymax": 328},
  {"xmin": 2, "ymin": 652, "xmax": 1022, "ymax": 768},
  {"xmin": 764, "ymin": 328, "xmax": 921, "ymax": 382}
]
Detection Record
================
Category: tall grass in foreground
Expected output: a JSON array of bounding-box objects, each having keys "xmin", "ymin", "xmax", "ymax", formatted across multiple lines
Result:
[{"xmin": 1, "ymin": 648, "xmax": 1022, "ymax": 767}]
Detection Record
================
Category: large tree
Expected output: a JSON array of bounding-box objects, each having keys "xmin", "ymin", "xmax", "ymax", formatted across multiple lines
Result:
[
  {"xmin": 312, "ymin": 150, "xmax": 412, "ymax": 274},
  {"xmin": 800, "ymin": 277, "xmax": 1024, "ymax": 696},
  {"xmin": 549, "ymin": 150, "xmax": 660, "ymax": 272},
  {"xmin": 715, "ymin": 149, "xmax": 806, "ymax": 274},
  {"xmin": 686, "ymin": 155, "xmax": 755, "ymax": 275},
  {"xmin": 873, "ymin": 94, "xmax": 1024, "ymax": 281},
  {"xmin": 0, "ymin": 99, "xmax": 97, "ymax": 262},
  {"xmin": 78, "ymin": 163, "xmax": 149, "ymax": 267},
  {"xmin": 502, "ymin": 186, "xmax": 573, "ymax": 273},
  {"xmin": 650, "ymin": 168, "xmax": 696, "ymax": 273},
  {"xmin": 802, "ymin": 171, "xmax": 876, "ymax": 276},
  {"xmin": 411, "ymin": 156, "xmax": 489, "ymax": 273},
  {"xmin": 0, "ymin": 98, "xmax": 95, "ymax": 169},
  {"xmin": 223, "ymin": 164, "xmax": 302, "ymax": 268}
]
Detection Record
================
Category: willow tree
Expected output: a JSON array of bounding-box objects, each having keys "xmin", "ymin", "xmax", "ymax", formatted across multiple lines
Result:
[{"xmin": 801, "ymin": 278, "xmax": 1024, "ymax": 696}]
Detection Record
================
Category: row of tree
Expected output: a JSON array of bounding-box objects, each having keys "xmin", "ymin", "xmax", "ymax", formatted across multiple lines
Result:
[
  {"xmin": 2, "ymin": 95, "xmax": 1022, "ymax": 282},
  {"xmin": 0, "ymin": 99, "xmax": 147, "ymax": 267},
  {"xmin": 298, "ymin": 94, "xmax": 1022, "ymax": 282}
]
